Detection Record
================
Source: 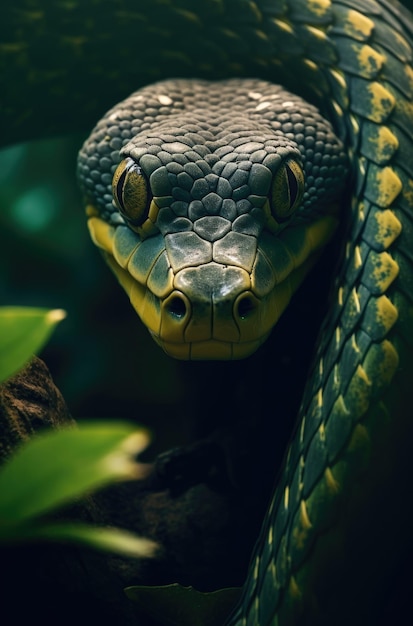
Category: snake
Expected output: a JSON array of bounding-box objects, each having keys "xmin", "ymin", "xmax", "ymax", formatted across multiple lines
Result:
[{"xmin": 3, "ymin": 0, "xmax": 413, "ymax": 624}]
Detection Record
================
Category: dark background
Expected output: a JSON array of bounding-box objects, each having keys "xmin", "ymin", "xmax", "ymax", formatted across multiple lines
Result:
[{"xmin": 0, "ymin": 135, "xmax": 190, "ymax": 456}]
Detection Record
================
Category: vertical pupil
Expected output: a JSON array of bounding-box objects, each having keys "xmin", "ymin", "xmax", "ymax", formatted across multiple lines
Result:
[
  {"xmin": 285, "ymin": 163, "xmax": 298, "ymax": 207},
  {"xmin": 116, "ymin": 167, "xmax": 128, "ymax": 211}
]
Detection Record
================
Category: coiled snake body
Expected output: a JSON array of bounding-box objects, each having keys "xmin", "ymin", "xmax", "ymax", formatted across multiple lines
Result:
[{"xmin": 4, "ymin": 0, "xmax": 413, "ymax": 624}]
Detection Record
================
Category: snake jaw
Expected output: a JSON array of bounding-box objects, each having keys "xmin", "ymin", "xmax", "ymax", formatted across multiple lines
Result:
[{"xmin": 87, "ymin": 211, "xmax": 338, "ymax": 360}]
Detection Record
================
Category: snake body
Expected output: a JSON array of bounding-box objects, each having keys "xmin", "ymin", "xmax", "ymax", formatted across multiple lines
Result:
[
  {"xmin": 3, "ymin": 0, "xmax": 413, "ymax": 624},
  {"xmin": 76, "ymin": 1, "xmax": 413, "ymax": 623}
]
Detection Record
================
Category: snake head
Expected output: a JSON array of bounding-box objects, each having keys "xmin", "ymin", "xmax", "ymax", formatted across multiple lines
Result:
[{"xmin": 78, "ymin": 79, "xmax": 349, "ymax": 360}]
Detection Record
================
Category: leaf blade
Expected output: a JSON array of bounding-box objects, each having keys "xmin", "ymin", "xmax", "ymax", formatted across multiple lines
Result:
[
  {"xmin": 0, "ymin": 306, "xmax": 66, "ymax": 382},
  {"xmin": 1, "ymin": 520, "xmax": 158, "ymax": 558},
  {"xmin": 0, "ymin": 421, "xmax": 150, "ymax": 526}
]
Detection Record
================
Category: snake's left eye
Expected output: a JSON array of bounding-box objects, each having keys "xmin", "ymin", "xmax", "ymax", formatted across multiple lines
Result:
[
  {"xmin": 270, "ymin": 159, "xmax": 305, "ymax": 221},
  {"xmin": 112, "ymin": 157, "xmax": 151, "ymax": 226}
]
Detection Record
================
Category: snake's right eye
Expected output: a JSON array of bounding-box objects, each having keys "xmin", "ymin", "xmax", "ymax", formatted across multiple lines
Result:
[
  {"xmin": 112, "ymin": 157, "xmax": 151, "ymax": 226},
  {"xmin": 270, "ymin": 159, "xmax": 305, "ymax": 221}
]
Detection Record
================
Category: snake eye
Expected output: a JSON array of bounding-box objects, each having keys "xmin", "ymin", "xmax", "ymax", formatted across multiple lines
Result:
[
  {"xmin": 270, "ymin": 159, "xmax": 305, "ymax": 221},
  {"xmin": 112, "ymin": 157, "xmax": 151, "ymax": 226}
]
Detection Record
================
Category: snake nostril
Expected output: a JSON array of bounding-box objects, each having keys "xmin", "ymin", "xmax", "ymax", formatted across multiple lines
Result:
[
  {"xmin": 237, "ymin": 295, "xmax": 256, "ymax": 320},
  {"xmin": 166, "ymin": 295, "xmax": 187, "ymax": 319}
]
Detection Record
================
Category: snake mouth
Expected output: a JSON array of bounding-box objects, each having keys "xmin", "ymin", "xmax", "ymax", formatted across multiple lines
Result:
[
  {"xmin": 87, "ymin": 213, "xmax": 338, "ymax": 360},
  {"xmin": 151, "ymin": 287, "xmax": 273, "ymax": 360},
  {"xmin": 148, "ymin": 264, "xmax": 314, "ymax": 360},
  {"xmin": 150, "ymin": 335, "xmax": 270, "ymax": 360}
]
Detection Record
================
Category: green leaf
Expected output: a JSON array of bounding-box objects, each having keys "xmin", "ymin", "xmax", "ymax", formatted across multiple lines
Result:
[
  {"xmin": 0, "ymin": 421, "xmax": 150, "ymax": 529},
  {"xmin": 125, "ymin": 583, "xmax": 242, "ymax": 626},
  {"xmin": 0, "ymin": 306, "xmax": 66, "ymax": 382},
  {"xmin": 3, "ymin": 520, "xmax": 158, "ymax": 558}
]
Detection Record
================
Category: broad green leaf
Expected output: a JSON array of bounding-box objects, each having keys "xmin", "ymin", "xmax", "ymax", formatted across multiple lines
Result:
[
  {"xmin": 0, "ymin": 306, "xmax": 66, "ymax": 382},
  {"xmin": 125, "ymin": 583, "xmax": 242, "ymax": 626},
  {"xmin": 0, "ymin": 421, "xmax": 149, "ymax": 528},
  {"xmin": 2, "ymin": 520, "xmax": 158, "ymax": 558}
]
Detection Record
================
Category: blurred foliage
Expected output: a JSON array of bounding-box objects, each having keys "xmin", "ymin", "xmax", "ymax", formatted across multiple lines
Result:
[
  {"xmin": 0, "ymin": 418, "xmax": 157, "ymax": 558},
  {"xmin": 0, "ymin": 303, "xmax": 156, "ymax": 558},
  {"xmin": 0, "ymin": 306, "xmax": 66, "ymax": 382},
  {"xmin": 0, "ymin": 137, "xmax": 190, "ymax": 455}
]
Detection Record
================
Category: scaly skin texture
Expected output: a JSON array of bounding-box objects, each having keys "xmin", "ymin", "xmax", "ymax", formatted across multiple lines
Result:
[
  {"xmin": 2, "ymin": 1, "xmax": 413, "ymax": 625},
  {"xmin": 77, "ymin": 79, "xmax": 349, "ymax": 359}
]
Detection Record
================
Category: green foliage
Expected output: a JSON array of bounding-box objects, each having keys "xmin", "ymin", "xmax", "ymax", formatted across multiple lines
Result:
[
  {"xmin": 125, "ymin": 583, "xmax": 242, "ymax": 626},
  {"xmin": 0, "ymin": 420, "xmax": 157, "ymax": 557},
  {"xmin": 0, "ymin": 306, "xmax": 156, "ymax": 558},
  {"xmin": 0, "ymin": 306, "xmax": 66, "ymax": 382},
  {"xmin": 8, "ymin": 520, "xmax": 157, "ymax": 557},
  {"xmin": 0, "ymin": 420, "xmax": 148, "ymax": 525}
]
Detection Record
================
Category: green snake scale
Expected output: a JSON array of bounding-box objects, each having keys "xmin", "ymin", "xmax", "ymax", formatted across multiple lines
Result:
[{"xmin": 2, "ymin": 1, "xmax": 413, "ymax": 624}]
